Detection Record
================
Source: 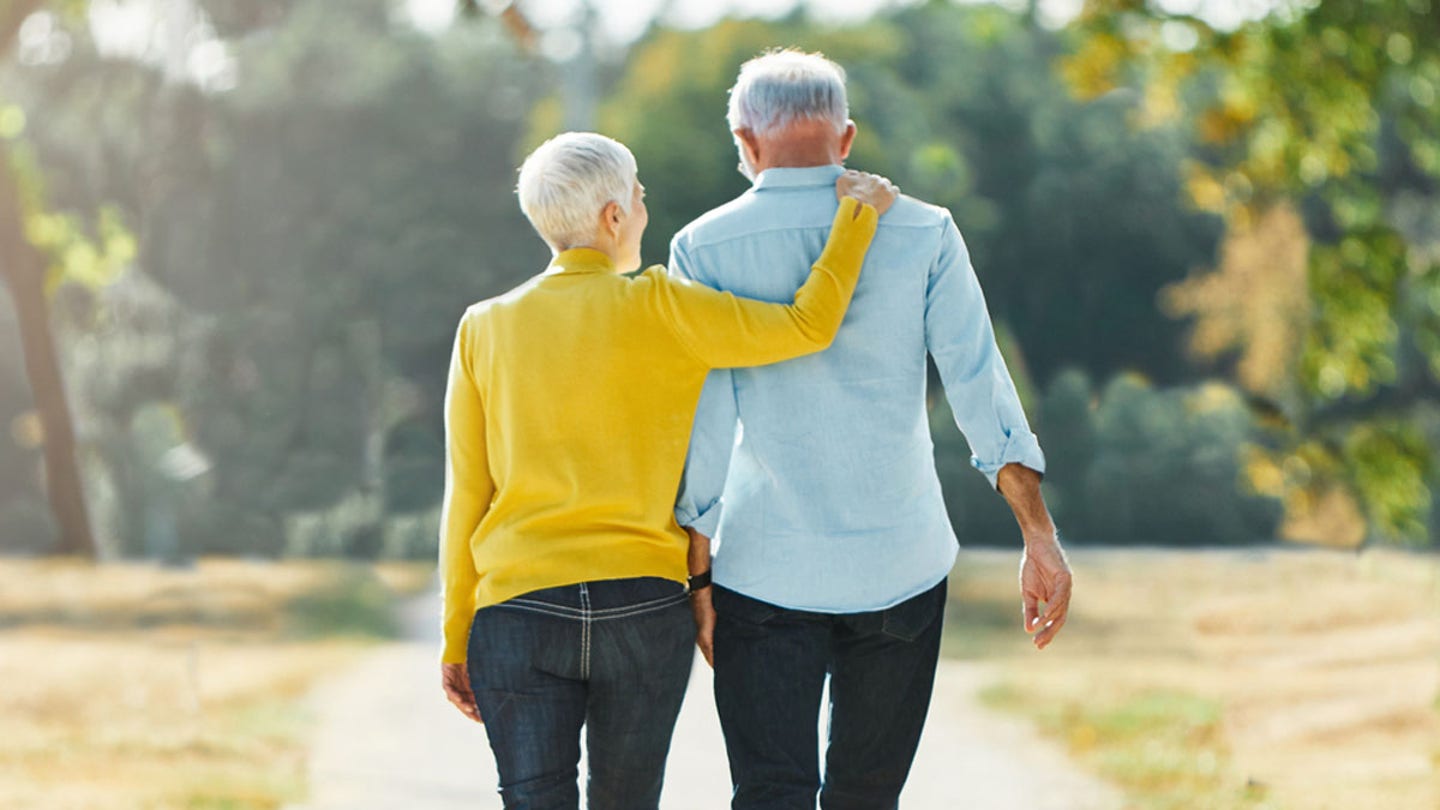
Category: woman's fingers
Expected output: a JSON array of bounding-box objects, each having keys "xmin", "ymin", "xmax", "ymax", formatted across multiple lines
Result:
[
  {"xmin": 836, "ymin": 170, "xmax": 898, "ymax": 215},
  {"xmin": 441, "ymin": 663, "xmax": 484, "ymax": 723},
  {"xmin": 691, "ymin": 589, "xmax": 717, "ymax": 668}
]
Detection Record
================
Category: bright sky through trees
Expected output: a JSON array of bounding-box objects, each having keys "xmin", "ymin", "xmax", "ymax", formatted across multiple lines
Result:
[
  {"xmin": 68, "ymin": 0, "xmax": 1293, "ymax": 80},
  {"xmin": 401, "ymin": 0, "xmax": 1291, "ymax": 46}
]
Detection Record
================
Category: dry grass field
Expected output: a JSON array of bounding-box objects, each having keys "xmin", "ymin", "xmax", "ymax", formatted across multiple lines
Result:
[
  {"xmin": 0, "ymin": 558, "xmax": 432, "ymax": 810},
  {"xmin": 946, "ymin": 547, "xmax": 1440, "ymax": 810}
]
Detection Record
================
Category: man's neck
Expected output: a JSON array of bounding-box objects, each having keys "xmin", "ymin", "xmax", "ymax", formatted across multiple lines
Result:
[
  {"xmin": 750, "ymin": 121, "xmax": 846, "ymax": 173},
  {"xmin": 758, "ymin": 156, "xmax": 839, "ymax": 171}
]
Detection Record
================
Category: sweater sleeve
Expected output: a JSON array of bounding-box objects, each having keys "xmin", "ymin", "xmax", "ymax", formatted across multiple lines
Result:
[
  {"xmin": 648, "ymin": 196, "xmax": 879, "ymax": 369},
  {"xmin": 438, "ymin": 311, "xmax": 495, "ymax": 664}
]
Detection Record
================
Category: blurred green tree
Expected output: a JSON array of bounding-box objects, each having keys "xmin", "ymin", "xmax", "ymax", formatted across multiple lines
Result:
[
  {"xmin": 601, "ymin": 5, "xmax": 1223, "ymax": 387},
  {"xmin": 8, "ymin": 0, "xmax": 545, "ymax": 556},
  {"xmin": 932, "ymin": 367, "xmax": 1282, "ymax": 546},
  {"xmin": 598, "ymin": 4, "xmax": 1271, "ymax": 545},
  {"xmin": 2, "ymin": 0, "xmax": 1321, "ymax": 555},
  {"xmin": 0, "ymin": 0, "xmax": 96, "ymax": 556},
  {"xmin": 0, "ymin": 295, "xmax": 53, "ymax": 552},
  {"xmin": 1066, "ymin": 0, "xmax": 1440, "ymax": 543}
]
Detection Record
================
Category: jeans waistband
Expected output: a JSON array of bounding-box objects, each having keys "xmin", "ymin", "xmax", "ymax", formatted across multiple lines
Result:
[{"xmin": 493, "ymin": 576, "xmax": 687, "ymax": 621}]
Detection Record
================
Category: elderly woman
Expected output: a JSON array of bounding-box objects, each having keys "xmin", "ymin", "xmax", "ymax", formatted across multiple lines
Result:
[{"xmin": 438, "ymin": 131, "xmax": 894, "ymax": 809}]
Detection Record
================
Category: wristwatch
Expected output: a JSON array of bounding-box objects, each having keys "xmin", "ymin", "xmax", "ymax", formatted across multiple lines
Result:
[{"xmin": 687, "ymin": 569, "xmax": 712, "ymax": 593}]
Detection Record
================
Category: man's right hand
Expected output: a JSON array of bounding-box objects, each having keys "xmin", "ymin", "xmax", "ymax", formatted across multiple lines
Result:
[
  {"xmin": 1020, "ymin": 533, "xmax": 1072, "ymax": 650},
  {"xmin": 836, "ymin": 169, "xmax": 899, "ymax": 215}
]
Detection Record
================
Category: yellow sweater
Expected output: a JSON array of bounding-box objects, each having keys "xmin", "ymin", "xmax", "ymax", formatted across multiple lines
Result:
[{"xmin": 439, "ymin": 196, "xmax": 878, "ymax": 662}]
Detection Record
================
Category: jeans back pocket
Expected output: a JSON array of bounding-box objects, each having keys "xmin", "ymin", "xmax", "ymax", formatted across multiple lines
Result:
[
  {"xmin": 880, "ymin": 580, "xmax": 946, "ymax": 642},
  {"xmin": 714, "ymin": 586, "xmax": 781, "ymax": 626}
]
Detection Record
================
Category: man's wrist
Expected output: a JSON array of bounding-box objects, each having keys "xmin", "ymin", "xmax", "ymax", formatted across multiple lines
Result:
[{"xmin": 1022, "ymin": 528, "xmax": 1061, "ymax": 549}]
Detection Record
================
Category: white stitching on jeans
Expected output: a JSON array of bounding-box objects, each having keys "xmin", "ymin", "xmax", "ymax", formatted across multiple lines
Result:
[
  {"xmin": 497, "ymin": 595, "xmax": 688, "ymax": 622},
  {"xmin": 505, "ymin": 591, "xmax": 685, "ymax": 619},
  {"xmin": 579, "ymin": 582, "xmax": 591, "ymax": 680}
]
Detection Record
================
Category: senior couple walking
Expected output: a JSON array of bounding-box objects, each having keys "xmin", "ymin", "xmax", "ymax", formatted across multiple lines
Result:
[{"xmin": 437, "ymin": 49, "xmax": 1073, "ymax": 809}]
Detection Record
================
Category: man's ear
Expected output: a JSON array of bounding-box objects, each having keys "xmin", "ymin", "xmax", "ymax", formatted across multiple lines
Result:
[
  {"xmin": 838, "ymin": 120, "xmax": 857, "ymax": 161},
  {"xmin": 734, "ymin": 127, "xmax": 761, "ymax": 166}
]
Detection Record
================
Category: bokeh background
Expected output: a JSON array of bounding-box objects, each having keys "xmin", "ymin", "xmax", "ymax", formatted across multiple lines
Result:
[{"xmin": 1, "ymin": 1, "xmax": 1437, "ymax": 808}]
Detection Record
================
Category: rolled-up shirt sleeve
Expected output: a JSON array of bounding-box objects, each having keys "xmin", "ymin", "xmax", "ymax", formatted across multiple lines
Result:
[
  {"xmin": 924, "ymin": 214, "xmax": 1045, "ymax": 490},
  {"xmin": 675, "ymin": 369, "xmax": 737, "ymax": 538},
  {"xmin": 669, "ymin": 235, "xmax": 739, "ymax": 537}
]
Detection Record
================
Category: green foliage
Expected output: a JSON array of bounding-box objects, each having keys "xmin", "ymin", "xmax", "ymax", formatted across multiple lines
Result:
[
  {"xmin": 1082, "ymin": 375, "xmax": 1281, "ymax": 544},
  {"xmin": 1068, "ymin": 0, "xmax": 1440, "ymax": 541},
  {"xmin": 0, "ymin": 296, "xmax": 49, "ymax": 554},
  {"xmin": 1304, "ymin": 227, "xmax": 1408, "ymax": 397},
  {"xmin": 939, "ymin": 369, "xmax": 1282, "ymax": 546},
  {"xmin": 25, "ymin": 204, "xmax": 135, "ymax": 294},
  {"xmin": 0, "ymin": 103, "xmax": 24, "ymax": 138},
  {"xmin": 10, "ymin": 0, "xmax": 1430, "ymax": 556},
  {"xmin": 1343, "ymin": 420, "xmax": 1432, "ymax": 542},
  {"xmin": 603, "ymin": 5, "xmax": 1223, "ymax": 386},
  {"xmin": 6, "ymin": 0, "xmax": 545, "ymax": 557},
  {"xmin": 383, "ymin": 419, "xmax": 446, "ymax": 514},
  {"xmin": 281, "ymin": 564, "xmax": 400, "ymax": 639},
  {"xmin": 0, "ymin": 497, "xmax": 54, "ymax": 555}
]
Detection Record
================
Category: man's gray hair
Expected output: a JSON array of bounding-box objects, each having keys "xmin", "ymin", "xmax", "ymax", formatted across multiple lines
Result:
[
  {"xmin": 516, "ymin": 132, "xmax": 637, "ymax": 253},
  {"xmin": 727, "ymin": 49, "xmax": 849, "ymax": 136}
]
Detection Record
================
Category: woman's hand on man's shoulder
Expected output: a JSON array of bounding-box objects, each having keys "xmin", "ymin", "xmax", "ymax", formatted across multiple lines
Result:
[{"xmin": 836, "ymin": 169, "xmax": 899, "ymax": 216}]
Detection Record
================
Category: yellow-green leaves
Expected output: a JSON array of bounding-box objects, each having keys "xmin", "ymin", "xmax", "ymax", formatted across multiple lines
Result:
[
  {"xmin": 27, "ymin": 206, "xmax": 135, "ymax": 295},
  {"xmin": 0, "ymin": 105, "xmax": 25, "ymax": 139}
]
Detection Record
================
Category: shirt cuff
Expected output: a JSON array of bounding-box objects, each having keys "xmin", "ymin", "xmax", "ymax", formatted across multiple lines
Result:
[
  {"xmin": 971, "ymin": 428, "xmax": 1046, "ymax": 491},
  {"xmin": 677, "ymin": 499, "xmax": 723, "ymax": 539}
]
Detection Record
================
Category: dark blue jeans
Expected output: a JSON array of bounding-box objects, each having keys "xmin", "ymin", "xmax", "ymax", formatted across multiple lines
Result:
[
  {"xmin": 712, "ymin": 579, "xmax": 947, "ymax": 810},
  {"xmin": 466, "ymin": 577, "xmax": 694, "ymax": 810}
]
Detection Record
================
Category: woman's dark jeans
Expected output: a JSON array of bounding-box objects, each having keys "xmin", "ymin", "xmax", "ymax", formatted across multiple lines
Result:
[{"xmin": 466, "ymin": 576, "xmax": 694, "ymax": 810}]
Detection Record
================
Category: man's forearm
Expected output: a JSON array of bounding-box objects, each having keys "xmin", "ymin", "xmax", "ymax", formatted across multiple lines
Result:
[
  {"xmin": 996, "ymin": 462, "xmax": 1057, "ymax": 544},
  {"xmin": 685, "ymin": 526, "xmax": 712, "ymax": 576}
]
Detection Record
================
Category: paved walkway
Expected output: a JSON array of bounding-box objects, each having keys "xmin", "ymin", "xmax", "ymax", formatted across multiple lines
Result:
[{"xmin": 292, "ymin": 593, "xmax": 1121, "ymax": 809}]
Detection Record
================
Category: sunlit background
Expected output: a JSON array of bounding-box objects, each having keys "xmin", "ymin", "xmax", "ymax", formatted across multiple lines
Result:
[{"xmin": 1, "ymin": 0, "xmax": 1437, "ymax": 808}]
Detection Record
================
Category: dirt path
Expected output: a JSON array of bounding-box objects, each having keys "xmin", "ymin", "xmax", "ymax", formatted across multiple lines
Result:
[{"xmin": 291, "ymin": 592, "xmax": 1121, "ymax": 809}]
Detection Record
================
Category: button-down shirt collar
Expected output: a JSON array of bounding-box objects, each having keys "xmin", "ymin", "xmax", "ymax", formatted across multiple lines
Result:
[{"xmin": 751, "ymin": 164, "xmax": 846, "ymax": 192}]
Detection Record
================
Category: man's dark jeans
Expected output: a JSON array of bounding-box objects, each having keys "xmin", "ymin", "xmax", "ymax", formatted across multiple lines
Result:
[
  {"xmin": 466, "ymin": 577, "xmax": 694, "ymax": 810},
  {"xmin": 712, "ymin": 579, "xmax": 947, "ymax": 810}
]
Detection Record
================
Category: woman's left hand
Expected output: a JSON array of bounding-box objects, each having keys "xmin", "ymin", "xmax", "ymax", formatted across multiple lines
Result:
[
  {"xmin": 836, "ymin": 169, "xmax": 899, "ymax": 215},
  {"xmin": 441, "ymin": 662, "xmax": 483, "ymax": 723}
]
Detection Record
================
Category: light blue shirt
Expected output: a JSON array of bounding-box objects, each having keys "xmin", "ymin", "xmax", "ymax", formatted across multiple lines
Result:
[{"xmin": 669, "ymin": 165, "xmax": 1046, "ymax": 613}]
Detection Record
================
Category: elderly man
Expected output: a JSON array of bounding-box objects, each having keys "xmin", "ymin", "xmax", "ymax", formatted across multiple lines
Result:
[{"xmin": 673, "ymin": 50, "xmax": 1074, "ymax": 808}]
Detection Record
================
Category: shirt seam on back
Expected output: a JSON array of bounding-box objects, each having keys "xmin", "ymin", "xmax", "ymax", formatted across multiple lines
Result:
[{"xmin": 683, "ymin": 212, "xmax": 945, "ymax": 255}]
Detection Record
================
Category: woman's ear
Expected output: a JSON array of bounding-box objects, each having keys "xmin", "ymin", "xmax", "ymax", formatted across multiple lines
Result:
[{"xmin": 600, "ymin": 200, "xmax": 622, "ymax": 238}]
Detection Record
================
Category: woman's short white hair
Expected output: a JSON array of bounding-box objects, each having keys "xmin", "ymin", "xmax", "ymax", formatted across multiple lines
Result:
[
  {"xmin": 727, "ymin": 49, "xmax": 849, "ymax": 137},
  {"xmin": 516, "ymin": 132, "xmax": 637, "ymax": 252}
]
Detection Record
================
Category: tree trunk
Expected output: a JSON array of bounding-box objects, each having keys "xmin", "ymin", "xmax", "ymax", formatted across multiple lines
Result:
[
  {"xmin": 0, "ymin": 0, "xmax": 45, "ymax": 51},
  {"xmin": 0, "ymin": 1, "xmax": 95, "ymax": 556},
  {"xmin": 0, "ymin": 151, "xmax": 97, "ymax": 557}
]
